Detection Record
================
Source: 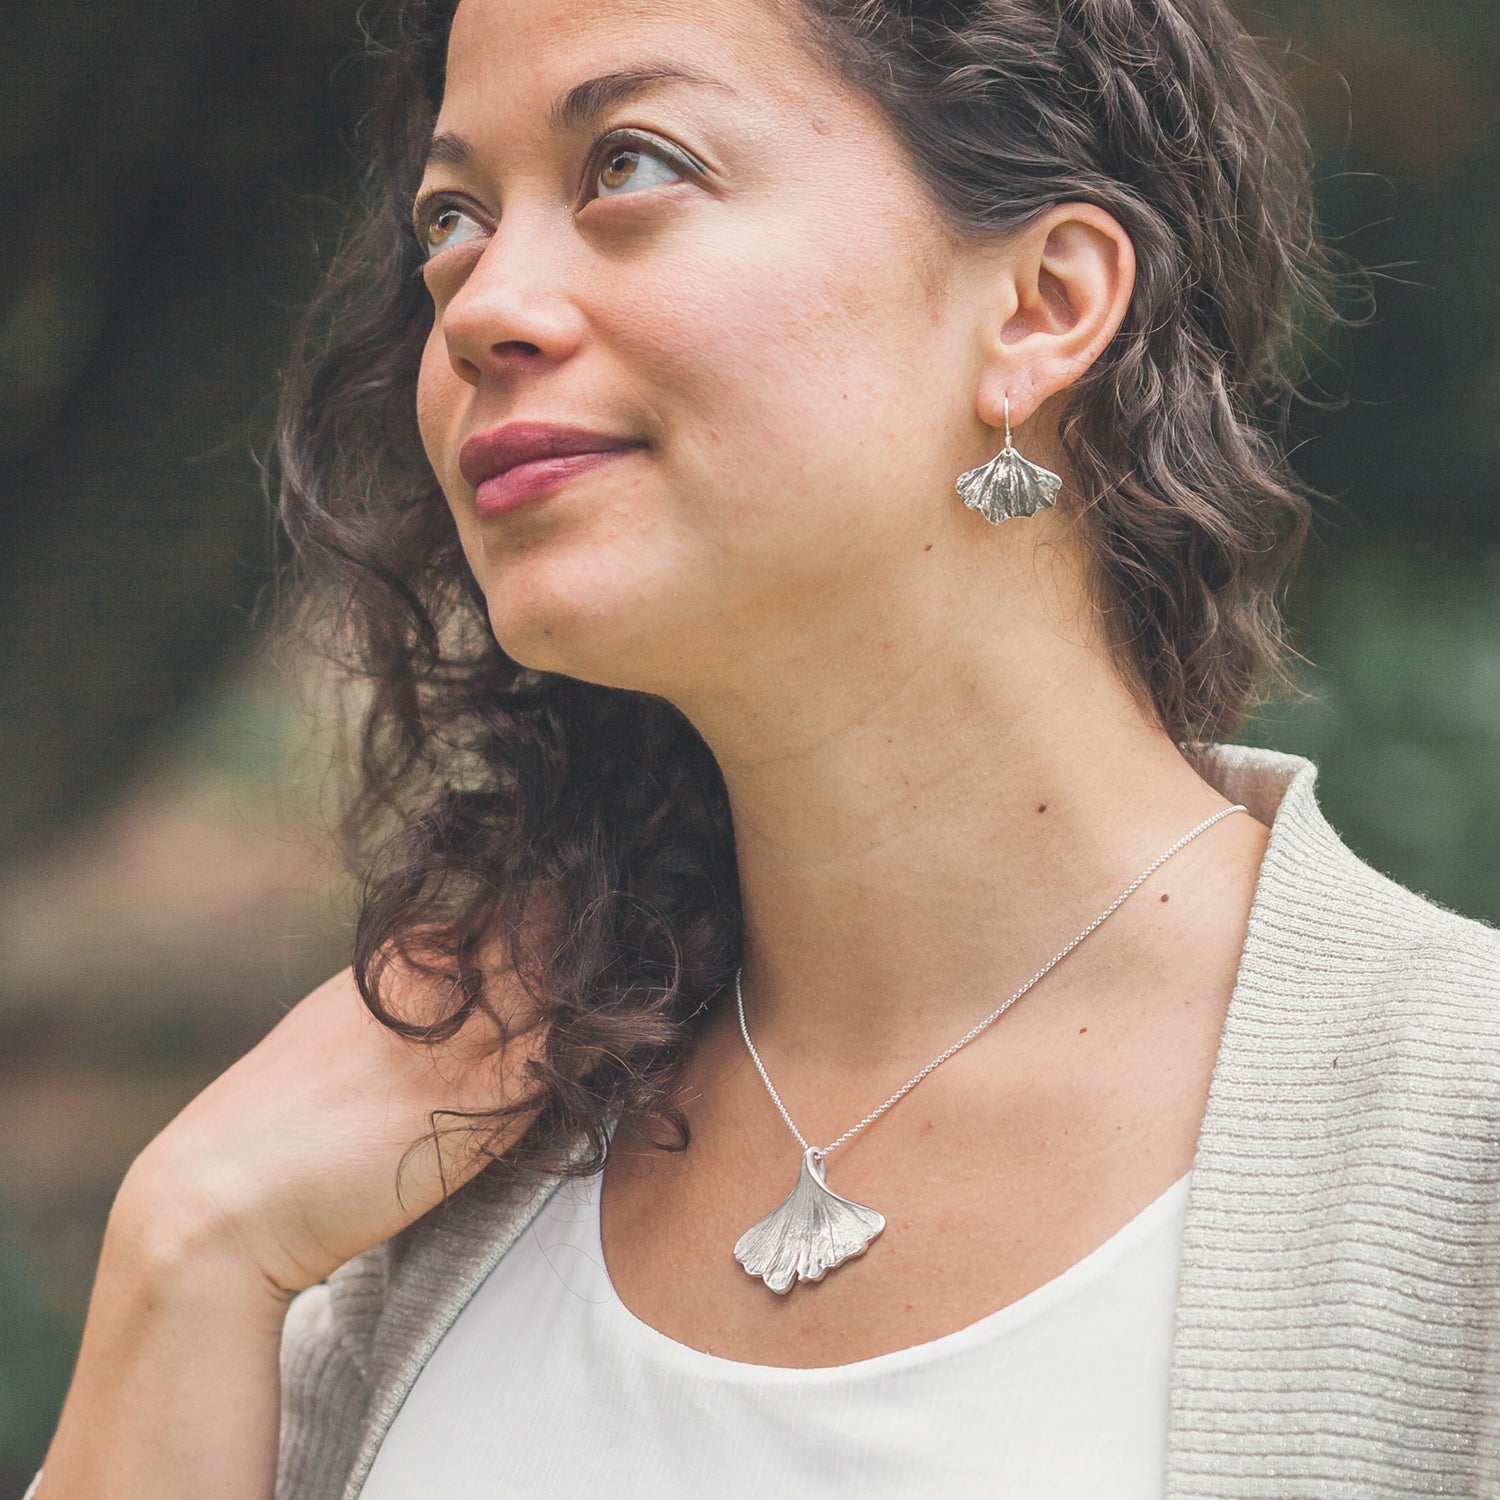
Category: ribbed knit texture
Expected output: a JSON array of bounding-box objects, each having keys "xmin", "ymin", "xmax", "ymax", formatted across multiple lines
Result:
[
  {"xmin": 1166, "ymin": 743, "xmax": 1500, "ymax": 1496},
  {"xmin": 27, "ymin": 743, "xmax": 1500, "ymax": 1500},
  {"xmin": 280, "ymin": 742, "xmax": 1500, "ymax": 1496}
]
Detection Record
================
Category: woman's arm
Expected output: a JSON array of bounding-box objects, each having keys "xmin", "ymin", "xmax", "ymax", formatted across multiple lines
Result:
[
  {"xmin": 25, "ymin": 963, "xmax": 545, "ymax": 1498},
  {"xmin": 30, "ymin": 1167, "xmax": 294, "ymax": 1500}
]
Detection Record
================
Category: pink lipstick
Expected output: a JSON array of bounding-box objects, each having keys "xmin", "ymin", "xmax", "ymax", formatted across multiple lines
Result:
[{"xmin": 458, "ymin": 422, "xmax": 645, "ymax": 518}]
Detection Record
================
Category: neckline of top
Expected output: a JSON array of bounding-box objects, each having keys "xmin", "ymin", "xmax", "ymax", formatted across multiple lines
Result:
[{"xmin": 581, "ymin": 1156, "xmax": 1192, "ymax": 1382}]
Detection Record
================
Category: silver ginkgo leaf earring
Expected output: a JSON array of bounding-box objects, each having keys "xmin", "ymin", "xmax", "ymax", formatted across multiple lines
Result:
[{"xmin": 954, "ymin": 394, "xmax": 1062, "ymax": 525}]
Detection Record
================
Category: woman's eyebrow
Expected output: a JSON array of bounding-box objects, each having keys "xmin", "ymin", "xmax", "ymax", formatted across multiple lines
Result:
[
  {"xmin": 549, "ymin": 64, "xmax": 738, "ymax": 133},
  {"xmin": 421, "ymin": 64, "xmax": 739, "ymax": 175}
]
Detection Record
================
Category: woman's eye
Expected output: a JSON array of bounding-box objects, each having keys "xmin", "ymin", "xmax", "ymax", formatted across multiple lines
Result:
[
  {"xmin": 589, "ymin": 133, "xmax": 692, "ymax": 201},
  {"xmin": 418, "ymin": 203, "xmax": 486, "ymax": 259},
  {"xmin": 414, "ymin": 133, "xmax": 697, "ymax": 256}
]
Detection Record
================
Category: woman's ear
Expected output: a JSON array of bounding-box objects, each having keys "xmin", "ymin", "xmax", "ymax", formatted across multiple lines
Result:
[{"xmin": 974, "ymin": 202, "xmax": 1136, "ymax": 430}]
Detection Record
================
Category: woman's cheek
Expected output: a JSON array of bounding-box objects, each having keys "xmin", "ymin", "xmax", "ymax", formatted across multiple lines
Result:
[
  {"xmin": 416, "ymin": 324, "xmax": 462, "ymax": 491},
  {"xmin": 414, "ymin": 332, "xmax": 490, "ymax": 595},
  {"xmin": 607, "ymin": 270, "xmax": 796, "ymax": 458}
]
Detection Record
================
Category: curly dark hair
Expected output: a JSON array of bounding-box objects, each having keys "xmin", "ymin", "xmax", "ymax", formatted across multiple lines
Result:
[{"xmin": 274, "ymin": 0, "xmax": 1356, "ymax": 1201}]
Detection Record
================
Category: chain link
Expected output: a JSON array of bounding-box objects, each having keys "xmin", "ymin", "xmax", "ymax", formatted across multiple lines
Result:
[{"xmin": 736, "ymin": 802, "xmax": 1250, "ymax": 1161}]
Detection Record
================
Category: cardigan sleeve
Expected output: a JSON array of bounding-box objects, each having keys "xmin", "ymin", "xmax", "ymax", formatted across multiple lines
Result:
[{"xmin": 274, "ymin": 1280, "xmax": 373, "ymax": 1500}]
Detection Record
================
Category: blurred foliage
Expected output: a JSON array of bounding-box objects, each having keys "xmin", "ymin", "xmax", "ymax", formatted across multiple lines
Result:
[
  {"xmin": 0, "ymin": 1237, "xmax": 74, "ymax": 1475},
  {"xmin": 0, "ymin": 0, "xmax": 1497, "ymax": 1493},
  {"xmin": 1267, "ymin": 0, "xmax": 1500, "ymax": 553},
  {"xmin": 0, "ymin": 0, "xmax": 374, "ymax": 855},
  {"xmin": 1233, "ymin": 0, "xmax": 1500, "ymax": 923},
  {"xmin": 1250, "ymin": 541, "xmax": 1500, "ymax": 921}
]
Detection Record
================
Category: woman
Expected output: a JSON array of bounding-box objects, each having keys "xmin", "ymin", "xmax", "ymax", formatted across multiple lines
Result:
[{"xmin": 29, "ymin": 0, "xmax": 1500, "ymax": 1496}]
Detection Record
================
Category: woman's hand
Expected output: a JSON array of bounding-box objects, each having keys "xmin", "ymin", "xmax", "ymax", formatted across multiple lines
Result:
[
  {"xmin": 117, "ymin": 959, "xmax": 547, "ymax": 1300},
  {"xmin": 30, "ymin": 958, "xmax": 542, "ymax": 1498}
]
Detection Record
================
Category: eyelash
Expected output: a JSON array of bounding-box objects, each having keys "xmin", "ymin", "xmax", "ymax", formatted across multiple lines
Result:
[{"xmin": 413, "ymin": 129, "xmax": 700, "ymax": 258}]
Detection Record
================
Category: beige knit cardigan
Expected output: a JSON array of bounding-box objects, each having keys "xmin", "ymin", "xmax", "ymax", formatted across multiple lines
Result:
[{"xmin": 26, "ymin": 743, "xmax": 1500, "ymax": 1498}]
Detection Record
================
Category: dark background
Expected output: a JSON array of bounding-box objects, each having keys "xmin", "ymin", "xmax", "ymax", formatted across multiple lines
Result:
[{"xmin": 1, "ymin": 1, "xmax": 1496, "ymax": 1489}]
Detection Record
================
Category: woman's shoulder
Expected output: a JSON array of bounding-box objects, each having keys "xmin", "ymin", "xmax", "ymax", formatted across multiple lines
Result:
[
  {"xmin": 1193, "ymin": 737, "xmax": 1499, "ymax": 1008},
  {"xmin": 1184, "ymin": 739, "xmax": 1500, "ymax": 1180},
  {"xmin": 276, "ymin": 1241, "xmax": 392, "ymax": 1496},
  {"xmin": 1265, "ymin": 766, "xmax": 1500, "ymax": 1024},
  {"xmin": 1353, "ymin": 862, "xmax": 1500, "ymax": 1005},
  {"xmin": 1190, "ymin": 741, "xmax": 1500, "ymax": 1236},
  {"xmin": 275, "ymin": 1154, "xmax": 576, "ymax": 1498},
  {"xmin": 1303, "ymin": 798, "xmax": 1500, "ymax": 990},
  {"xmin": 1307, "ymin": 848, "xmax": 1500, "ymax": 1092}
]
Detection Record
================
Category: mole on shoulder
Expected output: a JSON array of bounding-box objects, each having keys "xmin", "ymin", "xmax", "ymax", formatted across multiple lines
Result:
[{"xmin": 1037, "ymin": 802, "xmax": 1047, "ymax": 813}]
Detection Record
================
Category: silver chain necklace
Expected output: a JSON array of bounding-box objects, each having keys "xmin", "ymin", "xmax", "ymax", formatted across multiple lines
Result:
[{"xmin": 731, "ymin": 802, "xmax": 1249, "ymax": 1294}]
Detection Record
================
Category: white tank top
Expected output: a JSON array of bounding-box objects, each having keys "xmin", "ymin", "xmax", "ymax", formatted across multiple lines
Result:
[{"xmin": 363, "ymin": 1146, "xmax": 1191, "ymax": 1499}]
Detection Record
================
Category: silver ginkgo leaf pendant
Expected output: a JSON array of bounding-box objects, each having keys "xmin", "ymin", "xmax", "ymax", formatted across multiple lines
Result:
[
  {"xmin": 955, "ymin": 442, "xmax": 1063, "ymax": 525},
  {"xmin": 733, "ymin": 1147, "xmax": 886, "ymax": 1294}
]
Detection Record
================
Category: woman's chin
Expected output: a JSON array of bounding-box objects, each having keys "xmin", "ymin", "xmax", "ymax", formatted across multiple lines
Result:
[{"xmin": 484, "ymin": 600, "xmax": 672, "ymax": 693}]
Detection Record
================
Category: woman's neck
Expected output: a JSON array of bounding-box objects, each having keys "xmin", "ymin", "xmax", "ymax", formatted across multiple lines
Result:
[{"xmin": 671, "ymin": 527, "xmax": 1267, "ymax": 1073}]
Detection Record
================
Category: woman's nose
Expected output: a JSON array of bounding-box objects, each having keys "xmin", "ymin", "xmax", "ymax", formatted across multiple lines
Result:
[{"xmin": 439, "ymin": 221, "xmax": 586, "ymax": 386}]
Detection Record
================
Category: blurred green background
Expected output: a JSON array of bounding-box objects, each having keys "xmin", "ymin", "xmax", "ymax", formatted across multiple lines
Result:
[{"xmin": 0, "ymin": 0, "xmax": 1496, "ymax": 1490}]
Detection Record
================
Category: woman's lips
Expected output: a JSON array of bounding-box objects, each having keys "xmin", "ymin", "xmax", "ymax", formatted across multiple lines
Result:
[{"xmin": 473, "ymin": 447, "xmax": 639, "ymax": 517}]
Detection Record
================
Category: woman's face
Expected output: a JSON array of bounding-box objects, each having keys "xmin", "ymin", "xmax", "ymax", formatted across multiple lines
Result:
[{"xmin": 415, "ymin": 0, "xmax": 993, "ymax": 702}]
